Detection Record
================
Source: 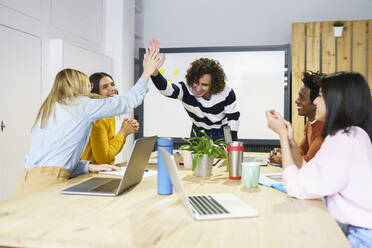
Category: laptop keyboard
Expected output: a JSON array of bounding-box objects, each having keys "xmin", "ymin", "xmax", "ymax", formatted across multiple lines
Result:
[
  {"xmin": 68, "ymin": 178, "xmax": 112, "ymax": 191},
  {"xmin": 188, "ymin": 195, "xmax": 230, "ymax": 216},
  {"xmin": 90, "ymin": 179, "xmax": 120, "ymax": 193}
]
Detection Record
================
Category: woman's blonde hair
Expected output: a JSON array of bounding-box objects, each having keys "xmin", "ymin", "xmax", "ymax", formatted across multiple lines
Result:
[{"xmin": 35, "ymin": 68, "xmax": 102, "ymax": 128}]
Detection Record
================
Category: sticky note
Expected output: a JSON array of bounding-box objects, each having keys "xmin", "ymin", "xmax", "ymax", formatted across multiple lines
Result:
[
  {"xmin": 159, "ymin": 68, "xmax": 165, "ymax": 74},
  {"xmin": 167, "ymin": 78, "xmax": 172, "ymax": 83},
  {"xmin": 173, "ymin": 69, "xmax": 179, "ymax": 76}
]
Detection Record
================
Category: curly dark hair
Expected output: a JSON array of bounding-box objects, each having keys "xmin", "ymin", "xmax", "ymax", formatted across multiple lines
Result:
[
  {"xmin": 302, "ymin": 71, "xmax": 324, "ymax": 102},
  {"xmin": 185, "ymin": 58, "xmax": 226, "ymax": 94}
]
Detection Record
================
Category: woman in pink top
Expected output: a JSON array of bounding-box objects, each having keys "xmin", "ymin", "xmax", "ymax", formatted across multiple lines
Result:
[{"xmin": 266, "ymin": 72, "xmax": 372, "ymax": 248}]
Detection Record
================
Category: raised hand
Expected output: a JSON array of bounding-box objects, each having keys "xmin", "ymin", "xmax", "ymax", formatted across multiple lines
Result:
[
  {"xmin": 141, "ymin": 47, "xmax": 162, "ymax": 80},
  {"xmin": 283, "ymin": 119, "xmax": 294, "ymax": 142},
  {"xmin": 149, "ymin": 38, "xmax": 159, "ymax": 54},
  {"xmin": 265, "ymin": 110, "xmax": 287, "ymax": 136},
  {"xmin": 148, "ymin": 38, "xmax": 165, "ymax": 74}
]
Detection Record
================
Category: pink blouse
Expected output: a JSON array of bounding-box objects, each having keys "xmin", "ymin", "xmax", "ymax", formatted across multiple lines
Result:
[{"xmin": 283, "ymin": 126, "xmax": 372, "ymax": 229}]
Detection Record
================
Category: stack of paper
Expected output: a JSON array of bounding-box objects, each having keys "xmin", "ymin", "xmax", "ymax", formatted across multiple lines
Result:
[{"xmin": 259, "ymin": 173, "xmax": 287, "ymax": 193}]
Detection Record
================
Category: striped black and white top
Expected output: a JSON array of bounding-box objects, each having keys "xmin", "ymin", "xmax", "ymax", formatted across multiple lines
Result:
[{"xmin": 151, "ymin": 73, "xmax": 240, "ymax": 136}]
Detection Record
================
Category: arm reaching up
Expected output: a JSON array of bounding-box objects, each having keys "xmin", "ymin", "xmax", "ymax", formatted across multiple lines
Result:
[{"xmin": 141, "ymin": 42, "xmax": 164, "ymax": 81}]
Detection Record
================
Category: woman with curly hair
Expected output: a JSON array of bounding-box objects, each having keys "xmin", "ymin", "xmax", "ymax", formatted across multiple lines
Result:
[{"xmin": 149, "ymin": 39, "xmax": 240, "ymax": 141}]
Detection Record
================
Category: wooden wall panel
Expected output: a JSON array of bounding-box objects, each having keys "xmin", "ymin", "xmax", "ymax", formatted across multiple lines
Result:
[
  {"xmin": 291, "ymin": 19, "xmax": 370, "ymax": 144},
  {"xmin": 306, "ymin": 22, "xmax": 321, "ymax": 72},
  {"xmin": 336, "ymin": 21, "xmax": 352, "ymax": 72},
  {"xmin": 291, "ymin": 23, "xmax": 306, "ymax": 143},
  {"xmin": 352, "ymin": 21, "xmax": 367, "ymax": 77},
  {"xmin": 321, "ymin": 22, "xmax": 336, "ymax": 74}
]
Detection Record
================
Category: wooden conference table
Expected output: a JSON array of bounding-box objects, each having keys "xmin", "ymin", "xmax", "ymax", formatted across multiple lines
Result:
[{"xmin": 0, "ymin": 153, "xmax": 349, "ymax": 248}]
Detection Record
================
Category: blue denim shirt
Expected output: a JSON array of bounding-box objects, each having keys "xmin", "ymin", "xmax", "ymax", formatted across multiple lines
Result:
[{"xmin": 25, "ymin": 78, "xmax": 148, "ymax": 177}]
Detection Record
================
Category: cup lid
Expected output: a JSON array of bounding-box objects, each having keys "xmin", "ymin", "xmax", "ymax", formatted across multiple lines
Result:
[
  {"xmin": 157, "ymin": 137, "xmax": 173, "ymax": 146},
  {"xmin": 242, "ymin": 162, "xmax": 260, "ymax": 167},
  {"xmin": 228, "ymin": 141, "xmax": 244, "ymax": 147}
]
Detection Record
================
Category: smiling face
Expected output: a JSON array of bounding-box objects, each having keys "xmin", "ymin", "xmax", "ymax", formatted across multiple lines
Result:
[
  {"xmin": 192, "ymin": 74, "xmax": 212, "ymax": 99},
  {"xmin": 98, "ymin": 76, "xmax": 117, "ymax": 97},
  {"xmin": 314, "ymin": 90, "xmax": 326, "ymax": 121},
  {"xmin": 295, "ymin": 86, "xmax": 316, "ymax": 120}
]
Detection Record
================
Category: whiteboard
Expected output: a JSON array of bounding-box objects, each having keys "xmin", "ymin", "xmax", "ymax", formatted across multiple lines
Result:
[{"xmin": 140, "ymin": 46, "xmax": 290, "ymax": 143}]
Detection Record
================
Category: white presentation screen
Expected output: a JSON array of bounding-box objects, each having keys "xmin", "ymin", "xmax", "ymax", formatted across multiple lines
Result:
[{"xmin": 142, "ymin": 48, "xmax": 288, "ymax": 141}]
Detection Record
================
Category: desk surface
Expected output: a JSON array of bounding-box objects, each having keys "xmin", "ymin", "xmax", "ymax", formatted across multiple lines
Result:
[{"xmin": 0, "ymin": 153, "xmax": 349, "ymax": 248}]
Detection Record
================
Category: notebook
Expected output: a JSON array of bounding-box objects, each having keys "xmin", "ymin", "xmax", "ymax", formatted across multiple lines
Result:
[
  {"xmin": 259, "ymin": 173, "xmax": 287, "ymax": 193},
  {"xmin": 159, "ymin": 147, "xmax": 259, "ymax": 221},
  {"xmin": 61, "ymin": 136, "xmax": 157, "ymax": 196},
  {"xmin": 223, "ymin": 125, "xmax": 268, "ymax": 166}
]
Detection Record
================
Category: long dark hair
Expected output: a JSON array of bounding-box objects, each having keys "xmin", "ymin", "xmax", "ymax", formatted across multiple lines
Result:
[
  {"xmin": 321, "ymin": 71, "xmax": 372, "ymax": 142},
  {"xmin": 89, "ymin": 72, "xmax": 116, "ymax": 94}
]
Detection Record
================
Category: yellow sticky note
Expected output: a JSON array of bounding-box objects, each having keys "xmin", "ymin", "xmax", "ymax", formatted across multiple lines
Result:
[
  {"xmin": 173, "ymin": 69, "xmax": 179, "ymax": 76},
  {"xmin": 167, "ymin": 78, "xmax": 172, "ymax": 83},
  {"xmin": 159, "ymin": 68, "xmax": 166, "ymax": 74}
]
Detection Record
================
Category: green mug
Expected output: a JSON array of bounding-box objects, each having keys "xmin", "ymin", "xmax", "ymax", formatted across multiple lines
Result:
[{"xmin": 242, "ymin": 162, "xmax": 260, "ymax": 187}]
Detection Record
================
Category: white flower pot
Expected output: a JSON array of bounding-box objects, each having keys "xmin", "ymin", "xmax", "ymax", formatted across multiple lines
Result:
[{"xmin": 333, "ymin": 26, "xmax": 343, "ymax": 37}]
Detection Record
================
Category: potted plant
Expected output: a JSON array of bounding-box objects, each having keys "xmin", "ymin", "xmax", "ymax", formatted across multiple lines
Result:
[
  {"xmin": 333, "ymin": 21, "xmax": 344, "ymax": 37},
  {"xmin": 179, "ymin": 130, "xmax": 226, "ymax": 177}
]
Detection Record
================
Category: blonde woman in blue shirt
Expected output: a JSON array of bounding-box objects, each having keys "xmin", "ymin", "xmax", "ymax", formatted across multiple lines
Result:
[{"xmin": 14, "ymin": 47, "xmax": 164, "ymax": 196}]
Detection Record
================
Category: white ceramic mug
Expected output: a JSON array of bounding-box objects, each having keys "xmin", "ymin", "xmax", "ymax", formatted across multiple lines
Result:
[
  {"xmin": 182, "ymin": 151, "xmax": 193, "ymax": 169},
  {"xmin": 241, "ymin": 162, "xmax": 260, "ymax": 187}
]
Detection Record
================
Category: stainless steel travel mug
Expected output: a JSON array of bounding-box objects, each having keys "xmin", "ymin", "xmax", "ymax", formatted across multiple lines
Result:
[{"xmin": 227, "ymin": 141, "xmax": 244, "ymax": 180}]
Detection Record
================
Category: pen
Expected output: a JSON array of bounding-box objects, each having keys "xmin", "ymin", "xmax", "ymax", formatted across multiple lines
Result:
[{"xmin": 271, "ymin": 184, "xmax": 287, "ymax": 193}]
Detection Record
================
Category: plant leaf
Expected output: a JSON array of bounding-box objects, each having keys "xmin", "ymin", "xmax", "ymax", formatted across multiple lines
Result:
[
  {"xmin": 178, "ymin": 144, "xmax": 192, "ymax": 151},
  {"xmin": 192, "ymin": 152, "xmax": 201, "ymax": 171}
]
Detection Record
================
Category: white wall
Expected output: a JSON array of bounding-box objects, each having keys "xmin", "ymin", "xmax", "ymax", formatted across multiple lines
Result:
[
  {"xmin": 1, "ymin": 0, "xmax": 107, "ymax": 100},
  {"xmin": 104, "ymin": 0, "xmax": 137, "ymax": 162},
  {"xmin": 0, "ymin": 0, "xmax": 111, "ymax": 201},
  {"xmin": 143, "ymin": 0, "xmax": 372, "ymax": 47},
  {"xmin": 0, "ymin": 0, "xmax": 140, "ymax": 202},
  {"xmin": 1, "ymin": 0, "xmax": 138, "ymax": 157}
]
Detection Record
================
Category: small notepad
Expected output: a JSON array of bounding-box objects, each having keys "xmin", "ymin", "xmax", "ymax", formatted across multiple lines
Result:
[{"xmin": 259, "ymin": 173, "xmax": 287, "ymax": 193}]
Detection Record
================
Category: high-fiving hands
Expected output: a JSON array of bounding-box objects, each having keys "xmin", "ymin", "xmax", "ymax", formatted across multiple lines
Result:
[
  {"xmin": 141, "ymin": 39, "xmax": 165, "ymax": 81},
  {"xmin": 148, "ymin": 38, "xmax": 165, "ymax": 76}
]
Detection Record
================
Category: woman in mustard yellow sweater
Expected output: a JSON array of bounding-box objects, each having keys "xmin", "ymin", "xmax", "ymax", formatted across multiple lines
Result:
[{"xmin": 81, "ymin": 72, "xmax": 139, "ymax": 164}]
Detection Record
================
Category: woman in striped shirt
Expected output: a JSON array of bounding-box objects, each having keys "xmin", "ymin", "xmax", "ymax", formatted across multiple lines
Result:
[{"xmin": 149, "ymin": 39, "xmax": 240, "ymax": 141}]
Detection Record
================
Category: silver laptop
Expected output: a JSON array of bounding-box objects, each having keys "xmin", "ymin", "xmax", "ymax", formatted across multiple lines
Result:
[
  {"xmin": 223, "ymin": 125, "xmax": 268, "ymax": 165},
  {"xmin": 159, "ymin": 147, "xmax": 259, "ymax": 221},
  {"xmin": 61, "ymin": 136, "xmax": 157, "ymax": 196}
]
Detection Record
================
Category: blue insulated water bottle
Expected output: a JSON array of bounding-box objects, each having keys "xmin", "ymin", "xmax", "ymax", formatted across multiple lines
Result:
[{"xmin": 157, "ymin": 138, "xmax": 173, "ymax": 195}]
